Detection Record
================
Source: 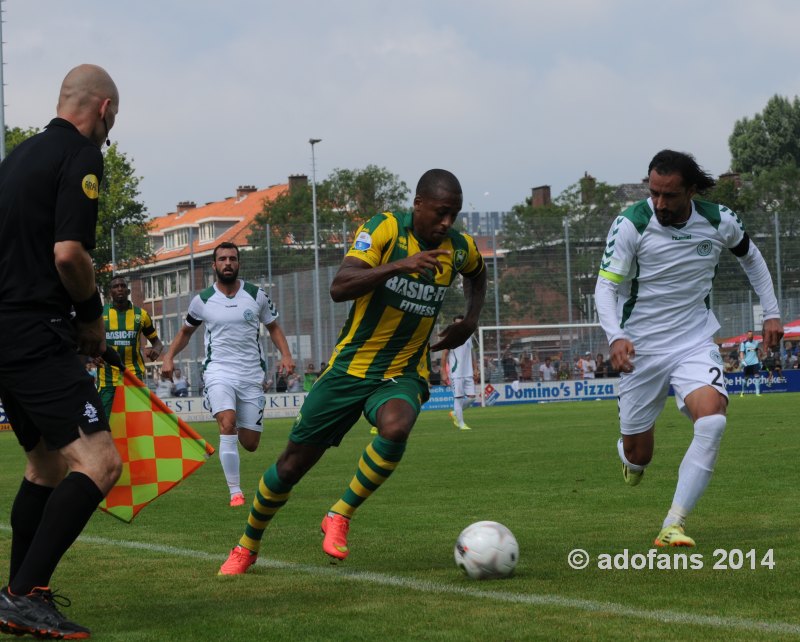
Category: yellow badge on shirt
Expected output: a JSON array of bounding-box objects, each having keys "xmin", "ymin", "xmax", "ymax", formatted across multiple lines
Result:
[{"xmin": 82, "ymin": 174, "xmax": 100, "ymax": 199}]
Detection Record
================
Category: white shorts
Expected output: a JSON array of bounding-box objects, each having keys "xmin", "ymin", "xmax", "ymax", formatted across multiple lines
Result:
[
  {"xmin": 451, "ymin": 376, "xmax": 476, "ymax": 398},
  {"xmin": 203, "ymin": 379, "xmax": 266, "ymax": 432},
  {"xmin": 618, "ymin": 340, "xmax": 728, "ymax": 435}
]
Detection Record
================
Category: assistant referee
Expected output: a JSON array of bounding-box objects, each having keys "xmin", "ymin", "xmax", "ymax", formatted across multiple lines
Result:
[{"xmin": 0, "ymin": 64, "xmax": 122, "ymax": 639}]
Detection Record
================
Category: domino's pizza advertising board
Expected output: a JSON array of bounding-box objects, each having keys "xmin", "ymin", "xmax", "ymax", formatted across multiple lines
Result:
[
  {"xmin": 479, "ymin": 379, "xmax": 619, "ymax": 406},
  {"xmin": 420, "ymin": 378, "xmax": 620, "ymax": 410},
  {"xmin": 420, "ymin": 369, "xmax": 800, "ymax": 411}
]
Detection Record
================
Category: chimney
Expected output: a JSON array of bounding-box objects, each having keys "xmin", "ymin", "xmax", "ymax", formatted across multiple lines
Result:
[
  {"xmin": 718, "ymin": 172, "xmax": 741, "ymax": 188},
  {"xmin": 531, "ymin": 185, "xmax": 551, "ymax": 208},
  {"xmin": 288, "ymin": 174, "xmax": 309, "ymax": 192},
  {"xmin": 580, "ymin": 172, "xmax": 596, "ymax": 204},
  {"xmin": 176, "ymin": 201, "xmax": 196, "ymax": 215},
  {"xmin": 236, "ymin": 185, "xmax": 257, "ymax": 200}
]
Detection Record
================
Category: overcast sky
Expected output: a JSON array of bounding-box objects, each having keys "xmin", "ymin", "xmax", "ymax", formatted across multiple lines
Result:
[{"xmin": 3, "ymin": 1, "xmax": 799, "ymax": 217}]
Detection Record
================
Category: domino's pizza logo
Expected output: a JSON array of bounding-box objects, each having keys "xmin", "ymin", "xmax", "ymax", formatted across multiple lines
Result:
[{"xmin": 484, "ymin": 383, "xmax": 500, "ymax": 406}]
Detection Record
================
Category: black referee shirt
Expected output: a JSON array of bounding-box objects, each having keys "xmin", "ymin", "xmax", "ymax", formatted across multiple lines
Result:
[{"xmin": 0, "ymin": 118, "xmax": 103, "ymax": 317}]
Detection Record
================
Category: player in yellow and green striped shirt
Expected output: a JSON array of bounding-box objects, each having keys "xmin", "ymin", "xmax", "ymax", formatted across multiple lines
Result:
[
  {"xmin": 219, "ymin": 168, "xmax": 487, "ymax": 575},
  {"xmin": 97, "ymin": 276, "xmax": 163, "ymax": 416}
]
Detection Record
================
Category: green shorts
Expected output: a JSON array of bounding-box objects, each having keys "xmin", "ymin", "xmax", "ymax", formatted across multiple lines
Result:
[
  {"xmin": 98, "ymin": 386, "xmax": 116, "ymax": 420},
  {"xmin": 289, "ymin": 370, "xmax": 429, "ymax": 447}
]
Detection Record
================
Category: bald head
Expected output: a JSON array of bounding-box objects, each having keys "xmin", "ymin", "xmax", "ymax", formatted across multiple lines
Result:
[{"xmin": 57, "ymin": 64, "xmax": 119, "ymax": 147}]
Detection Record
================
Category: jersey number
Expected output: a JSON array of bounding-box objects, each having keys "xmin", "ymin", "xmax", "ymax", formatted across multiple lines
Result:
[{"xmin": 708, "ymin": 367, "xmax": 723, "ymax": 389}]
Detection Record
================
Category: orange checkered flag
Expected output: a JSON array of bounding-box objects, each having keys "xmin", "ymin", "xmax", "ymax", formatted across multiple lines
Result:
[{"xmin": 99, "ymin": 368, "xmax": 215, "ymax": 522}]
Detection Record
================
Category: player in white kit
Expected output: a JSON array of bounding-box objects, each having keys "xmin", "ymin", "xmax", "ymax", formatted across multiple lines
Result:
[
  {"xmin": 162, "ymin": 243, "xmax": 294, "ymax": 506},
  {"xmin": 594, "ymin": 150, "xmax": 782, "ymax": 547},
  {"xmin": 441, "ymin": 314, "xmax": 477, "ymax": 430}
]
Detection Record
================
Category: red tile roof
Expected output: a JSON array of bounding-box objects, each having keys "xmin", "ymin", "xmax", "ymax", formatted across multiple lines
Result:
[{"xmin": 148, "ymin": 184, "xmax": 288, "ymax": 262}]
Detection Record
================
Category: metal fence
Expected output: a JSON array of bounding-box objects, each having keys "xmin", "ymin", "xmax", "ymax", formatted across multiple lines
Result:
[{"xmin": 125, "ymin": 210, "xmax": 799, "ymax": 392}]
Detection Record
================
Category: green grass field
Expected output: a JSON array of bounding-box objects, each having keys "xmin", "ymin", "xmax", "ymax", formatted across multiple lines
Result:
[{"xmin": 1, "ymin": 394, "xmax": 799, "ymax": 641}]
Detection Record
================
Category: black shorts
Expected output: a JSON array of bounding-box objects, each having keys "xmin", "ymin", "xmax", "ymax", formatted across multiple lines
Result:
[
  {"xmin": 743, "ymin": 364, "xmax": 760, "ymax": 377},
  {"xmin": 0, "ymin": 313, "xmax": 110, "ymax": 451}
]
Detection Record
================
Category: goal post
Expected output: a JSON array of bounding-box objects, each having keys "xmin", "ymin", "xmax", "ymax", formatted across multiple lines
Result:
[{"xmin": 476, "ymin": 323, "xmax": 607, "ymax": 407}]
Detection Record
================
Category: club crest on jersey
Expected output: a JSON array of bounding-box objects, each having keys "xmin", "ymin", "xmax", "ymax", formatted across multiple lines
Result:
[
  {"xmin": 354, "ymin": 231, "xmax": 372, "ymax": 251},
  {"xmin": 453, "ymin": 248, "xmax": 467, "ymax": 270},
  {"xmin": 696, "ymin": 241, "xmax": 712, "ymax": 256},
  {"xmin": 243, "ymin": 309, "xmax": 256, "ymax": 322},
  {"xmin": 710, "ymin": 350, "xmax": 723, "ymax": 365}
]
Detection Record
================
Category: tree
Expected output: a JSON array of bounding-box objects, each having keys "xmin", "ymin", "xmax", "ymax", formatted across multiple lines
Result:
[
  {"xmin": 4, "ymin": 125, "xmax": 41, "ymax": 157},
  {"xmin": 248, "ymin": 165, "xmax": 410, "ymax": 275},
  {"xmin": 323, "ymin": 165, "xmax": 410, "ymax": 232},
  {"xmin": 729, "ymin": 95, "xmax": 800, "ymax": 175},
  {"xmin": 501, "ymin": 198, "xmax": 569, "ymax": 322},
  {"xmin": 499, "ymin": 179, "xmax": 623, "ymax": 324},
  {"xmin": 95, "ymin": 144, "xmax": 152, "ymax": 291}
]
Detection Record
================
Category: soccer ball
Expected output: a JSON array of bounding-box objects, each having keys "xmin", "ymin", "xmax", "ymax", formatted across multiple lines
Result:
[{"xmin": 454, "ymin": 521, "xmax": 519, "ymax": 579}]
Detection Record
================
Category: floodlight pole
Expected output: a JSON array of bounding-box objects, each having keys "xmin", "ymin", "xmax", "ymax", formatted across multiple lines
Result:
[{"xmin": 310, "ymin": 138, "xmax": 323, "ymax": 368}]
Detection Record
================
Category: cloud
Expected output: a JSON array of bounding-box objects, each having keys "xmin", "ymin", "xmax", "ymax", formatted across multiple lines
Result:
[{"xmin": 3, "ymin": 0, "xmax": 798, "ymax": 215}]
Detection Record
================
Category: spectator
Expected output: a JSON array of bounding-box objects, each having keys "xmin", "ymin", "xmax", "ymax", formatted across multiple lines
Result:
[
  {"xmin": 303, "ymin": 362, "xmax": 318, "ymax": 392},
  {"xmin": 762, "ymin": 348, "xmax": 782, "ymax": 387},
  {"xmin": 172, "ymin": 368, "xmax": 190, "ymax": 397},
  {"xmin": 286, "ymin": 372, "xmax": 303, "ymax": 393},
  {"xmin": 595, "ymin": 353, "xmax": 608, "ymax": 378},
  {"xmin": 580, "ymin": 352, "xmax": 596, "ymax": 379},
  {"xmin": 501, "ymin": 346, "xmax": 518, "ymax": 382},
  {"xmin": 275, "ymin": 371, "xmax": 288, "ymax": 393},
  {"xmin": 155, "ymin": 372, "xmax": 174, "ymax": 398},
  {"xmin": 429, "ymin": 359, "xmax": 442, "ymax": 386},
  {"xmin": 539, "ymin": 357, "xmax": 556, "ymax": 382},
  {"xmin": 519, "ymin": 353, "xmax": 534, "ymax": 382}
]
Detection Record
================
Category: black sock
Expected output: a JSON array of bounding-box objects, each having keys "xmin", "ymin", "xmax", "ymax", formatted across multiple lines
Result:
[
  {"xmin": 9, "ymin": 472, "xmax": 103, "ymax": 595},
  {"xmin": 9, "ymin": 479, "xmax": 54, "ymax": 585}
]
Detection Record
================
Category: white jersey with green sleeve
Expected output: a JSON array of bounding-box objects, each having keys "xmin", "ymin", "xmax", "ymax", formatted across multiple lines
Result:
[
  {"xmin": 447, "ymin": 336, "xmax": 474, "ymax": 379},
  {"xmin": 185, "ymin": 280, "xmax": 278, "ymax": 384},
  {"xmin": 597, "ymin": 198, "xmax": 745, "ymax": 355}
]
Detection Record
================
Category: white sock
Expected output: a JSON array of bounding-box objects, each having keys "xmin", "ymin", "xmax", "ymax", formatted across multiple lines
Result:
[
  {"xmin": 663, "ymin": 414, "xmax": 726, "ymax": 529},
  {"xmin": 617, "ymin": 438, "xmax": 645, "ymax": 472},
  {"xmin": 453, "ymin": 399, "xmax": 465, "ymax": 426},
  {"xmin": 219, "ymin": 434, "xmax": 241, "ymax": 496}
]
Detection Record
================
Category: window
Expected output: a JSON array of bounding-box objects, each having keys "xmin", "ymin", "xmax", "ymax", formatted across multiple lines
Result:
[
  {"xmin": 164, "ymin": 273, "xmax": 177, "ymax": 296},
  {"xmin": 199, "ymin": 222, "xmax": 215, "ymax": 242},
  {"xmin": 164, "ymin": 229, "xmax": 189, "ymax": 249},
  {"xmin": 178, "ymin": 270, "xmax": 190, "ymax": 294}
]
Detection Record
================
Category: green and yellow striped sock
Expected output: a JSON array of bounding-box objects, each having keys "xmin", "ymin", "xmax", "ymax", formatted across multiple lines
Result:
[
  {"xmin": 330, "ymin": 435, "xmax": 406, "ymax": 518},
  {"xmin": 240, "ymin": 464, "xmax": 292, "ymax": 553}
]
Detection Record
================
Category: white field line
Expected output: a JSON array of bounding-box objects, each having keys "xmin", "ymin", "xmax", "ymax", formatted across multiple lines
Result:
[{"xmin": 14, "ymin": 528, "xmax": 795, "ymax": 637}]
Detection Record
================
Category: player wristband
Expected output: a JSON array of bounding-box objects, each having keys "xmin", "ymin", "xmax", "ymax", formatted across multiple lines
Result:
[{"xmin": 73, "ymin": 288, "xmax": 103, "ymax": 322}]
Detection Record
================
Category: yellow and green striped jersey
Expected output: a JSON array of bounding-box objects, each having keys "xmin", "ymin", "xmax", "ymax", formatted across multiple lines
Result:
[
  {"xmin": 97, "ymin": 303, "xmax": 159, "ymax": 388},
  {"xmin": 328, "ymin": 210, "xmax": 484, "ymax": 381}
]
